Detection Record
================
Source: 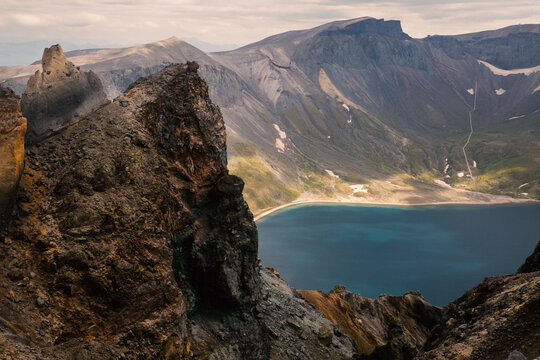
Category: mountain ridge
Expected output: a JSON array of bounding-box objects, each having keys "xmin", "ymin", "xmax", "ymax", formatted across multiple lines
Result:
[{"xmin": 1, "ymin": 18, "xmax": 539, "ymax": 213}]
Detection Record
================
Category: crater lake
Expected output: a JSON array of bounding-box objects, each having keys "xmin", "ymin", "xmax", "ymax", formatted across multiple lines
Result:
[{"xmin": 257, "ymin": 203, "xmax": 540, "ymax": 305}]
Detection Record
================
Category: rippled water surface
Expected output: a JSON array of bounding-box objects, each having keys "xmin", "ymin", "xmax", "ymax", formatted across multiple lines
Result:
[{"xmin": 257, "ymin": 203, "xmax": 540, "ymax": 305}]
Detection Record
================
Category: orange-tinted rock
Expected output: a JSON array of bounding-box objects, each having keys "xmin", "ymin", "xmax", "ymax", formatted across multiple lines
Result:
[
  {"xmin": 0, "ymin": 87, "xmax": 26, "ymax": 226},
  {"xmin": 298, "ymin": 287, "xmax": 441, "ymax": 359}
]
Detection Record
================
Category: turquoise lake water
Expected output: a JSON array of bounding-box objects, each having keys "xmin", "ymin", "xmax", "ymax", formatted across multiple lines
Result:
[{"xmin": 256, "ymin": 203, "xmax": 540, "ymax": 306}]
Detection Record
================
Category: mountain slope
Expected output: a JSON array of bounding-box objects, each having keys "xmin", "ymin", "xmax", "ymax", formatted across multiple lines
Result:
[{"xmin": 1, "ymin": 19, "xmax": 539, "ymax": 212}]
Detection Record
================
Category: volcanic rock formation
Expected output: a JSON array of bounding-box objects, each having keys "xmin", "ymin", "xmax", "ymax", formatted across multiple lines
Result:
[
  {"xmin": 0, "ymin": 87, "xmax": 26, "ymax": 227},
  {"xmin": 21, "ymin": 44, "xmax": 108, "ymax": 144},
  {"xmin": 299, "ymin": 287, "xmax": 442, "ymax": 359},
  {"xmin": 0, "ymin": 63, "xmax": 355, "ymax": 359}
]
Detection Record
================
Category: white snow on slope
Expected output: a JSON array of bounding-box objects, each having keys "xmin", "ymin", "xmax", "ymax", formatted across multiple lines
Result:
[
  {"xmin": 349, "ymin": 184, "xmax": 368, "ymax": 193},
  {"xmin": 495, "ymin": 88, "xmax": 506, "ymax": 95},
  {"xmin": 534, "ymin": 84, "xmax": 540, "ymax": 93},
  {"xmin": 273, "ymin": 123, "xmax": 287, "ymax": 139},
  {"xmin": 467, "ymin": 88, "xmax": 475, "ymax": 95},
  {"xmin": 478, "ymin": 60, "xmax": 540, "ymax": 76},
  {"xmin": 325, "ymin": 170, "xmax": 339, "ymax": 178},
  {"xmin": 275, "ymin": 138, "xmax": 285, "ymax": 152}
]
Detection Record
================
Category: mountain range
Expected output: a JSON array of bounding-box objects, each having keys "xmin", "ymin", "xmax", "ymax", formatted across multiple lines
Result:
[{"xmin": 1, "ymin": 17, "xmax": 539, "ymax": 213}]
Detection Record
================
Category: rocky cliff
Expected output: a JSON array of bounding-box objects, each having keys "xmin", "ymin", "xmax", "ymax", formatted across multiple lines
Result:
[
  {"xmin": 2, "ymin": 21, "xmax": 540, "ymax": 211},
  {"xmin": 21, "ymin": 44, "xmax": 109, "ymax": 144},
  {"xmin": 0, "ymin": 62, "xmax": 357, "ymax": 359},
  {"xmin": 0, "ymin": 87, "xmax": 26, "ymax": 227}
]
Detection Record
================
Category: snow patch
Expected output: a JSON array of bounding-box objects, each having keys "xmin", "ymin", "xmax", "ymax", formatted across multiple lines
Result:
[
  {"xmin": 349, "ymin": 184, "xmax": 369, "ymax": 193},
  {"xmin": 473, "ymin": 160, "xmax": 477, "ymax": 168},
  {"xmin": 342, "ymin": 103, "xmax": 350, "ymax": 111},
  {"xmin": 495, "ymin": 88, "xmax": 506, "ymax": 95},
  {"xmin": 534, "ymin": 84, "xmax": 540, "ymax": 94},
  {"xmin": 327, "ymin": 136, "xmax": 331, "ymax": 139},
  {"xmin": 444, "ymin": 164, "xmax": 450, "ymax": 173},
  {"xmin": 467, "ymin": 88, "xmax": 474, "ymax": 95},
  {"xmin": 347, "ymin": 119, "xmax": 352, "ymax": 124},
  {"xmin": 325, "ymin": 170, "xmax": 339, "ymax": 178},
  {"xmin": 273, "ymin": 124, "xmax": 287, "ymax": 139},
  {"xmin": 478, "ymin": 60, "xmax": 540, "ymax": 76},
  {"xmin": 520, "ymin": 193, "xmax": 529, "ymax": 196},
  {"xmin": 457, "ymin": 172, "xmax": 465, "ymax": 178},
  {"xmin": 508, "ymin": 115, "xmax": 525, "ymax": 120},
  {"xmin": 275, "ymin": 138, "xmax": 285, "ymax": 152}
]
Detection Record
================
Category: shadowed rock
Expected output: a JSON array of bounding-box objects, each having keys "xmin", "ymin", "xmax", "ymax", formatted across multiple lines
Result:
[
  {"xmin": 21, "ymin": 44, "xmax": 108, "ymax": 144},
  {"xmin": 518, "ymin": 240, "xmax": 540, "ymax": 273},
  {"xmin": 0, "ymin": 87, "xmax": 26, "ymax": 227}
]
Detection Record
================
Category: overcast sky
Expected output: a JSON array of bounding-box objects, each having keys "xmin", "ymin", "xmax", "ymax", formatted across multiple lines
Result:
[{"xmin": 1, "ymin": 0, "xmax": 539, "ymax": 50}]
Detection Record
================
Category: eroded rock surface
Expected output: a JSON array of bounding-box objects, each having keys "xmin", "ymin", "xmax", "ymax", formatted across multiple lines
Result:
[
  {"xmin": 299, "ymin": 287, "xmax": 441, "ymax": 359},
  {"xmin": 0, "ymin": 87, "xmax": 26, "ymax": 227},
  {"xmin": 21, "ymin": 44, "xmax": 108, "ymax": 144}
]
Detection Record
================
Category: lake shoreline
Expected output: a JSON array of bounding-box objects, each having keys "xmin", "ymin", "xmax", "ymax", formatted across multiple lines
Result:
[{"xmin": 254, "ymin": 196, "xmax": 537, "ymax": 222}]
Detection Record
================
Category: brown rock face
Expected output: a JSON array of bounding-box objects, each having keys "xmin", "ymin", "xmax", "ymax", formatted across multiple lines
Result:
[
  {"xmin": 0, "ymin": 87, "xmax": 26, "ymax": 227},
  {"xmin": 0, "ymin": 63, "xmax": 257, "ymax": 358},
  {"xmin": 21, "ymin": 44, "xmax": 109, "ymax": 144},
  {"xmin": 299, "ymin": 287, "xmax": 441, "ymax": 359}
]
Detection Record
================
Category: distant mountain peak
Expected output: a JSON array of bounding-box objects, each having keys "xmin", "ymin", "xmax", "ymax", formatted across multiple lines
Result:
[{"xmin": 153, "ymin": 36, "xmax": 183, "ymax": 46}]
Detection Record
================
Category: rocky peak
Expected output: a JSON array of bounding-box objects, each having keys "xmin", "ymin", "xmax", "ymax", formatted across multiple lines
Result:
[
  {"xmin": 21, "ymin": 44, "xmax": 109, "ymax": 144},
  {"xmin": 0, "ymin": 86, "xmax": 26, "ymax": 227},
  {"xmin": 41, "ymin": 44, "xmax": 78, "ymax": 78},
  {"xmin": 337, "ymin": 18, "xmax": 409, "ymax": 39}
]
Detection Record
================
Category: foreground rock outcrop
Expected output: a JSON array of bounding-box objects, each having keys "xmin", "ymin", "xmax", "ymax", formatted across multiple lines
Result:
[
  {"xmin": 0, "ymin": 62, "xmax": 256, "ymax": 358},
  {"xmin": 0, "ymin": 62, "xmax": 357, "ymax": 359},
  {"xmin": 21, "ymin": 44, "xmax": 108, "ymax": 144},
  {"xmin": 0, "ymin": 87, "xmax": 26, "ymax": 227}
]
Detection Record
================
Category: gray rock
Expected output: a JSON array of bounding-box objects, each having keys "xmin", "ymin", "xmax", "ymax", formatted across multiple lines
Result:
[
  {"xmin": 507, "ymin": 350, "xmax": 527, "ymax": 360},
  {"xmin": 21, "ymin": 44, "xmax": 109, "ymax": 144},
  {"xmin": 36, "ymin": 297, "xmax": 46, "ymax": 307}
]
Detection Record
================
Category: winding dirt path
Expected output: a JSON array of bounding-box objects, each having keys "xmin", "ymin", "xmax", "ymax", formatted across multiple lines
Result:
[{"xmin": 462, "ymin": 81, "xmax": 477, "ymax": 179}]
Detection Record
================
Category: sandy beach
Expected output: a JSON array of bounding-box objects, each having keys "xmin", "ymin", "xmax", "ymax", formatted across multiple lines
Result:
[{"xmin": 253, "ymin": 182, "xmax": 536, "ymax": 222}]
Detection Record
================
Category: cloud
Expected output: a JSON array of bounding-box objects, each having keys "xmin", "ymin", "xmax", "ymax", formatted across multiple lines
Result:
[{"xmin": 0, "ymin": 0, "xmax": 538, "ymax": 52}]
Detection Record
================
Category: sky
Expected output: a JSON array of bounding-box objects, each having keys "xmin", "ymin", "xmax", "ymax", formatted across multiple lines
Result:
[{"xmin": 0, "ymin": 0, "xmax": 539, "ymax": 56}]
